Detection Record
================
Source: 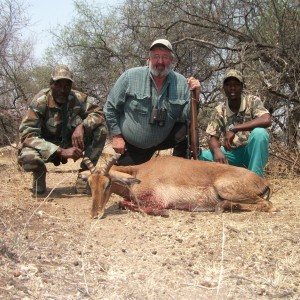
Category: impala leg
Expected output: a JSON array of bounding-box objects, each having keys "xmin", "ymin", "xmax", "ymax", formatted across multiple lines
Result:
[{"xmin": 215, "ymin": 199, "xmax": 276, "ymax": 212}]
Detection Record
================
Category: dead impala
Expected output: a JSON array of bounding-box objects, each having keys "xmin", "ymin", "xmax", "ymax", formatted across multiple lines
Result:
[{"xmin": 80, "ymin": 155, "xmax": 276, "ymax": 218}]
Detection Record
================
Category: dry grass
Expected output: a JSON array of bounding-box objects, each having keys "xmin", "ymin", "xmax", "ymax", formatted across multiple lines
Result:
[{"xmin": 0, "ymin": 146, "xmax": 299, "ymax": 300}]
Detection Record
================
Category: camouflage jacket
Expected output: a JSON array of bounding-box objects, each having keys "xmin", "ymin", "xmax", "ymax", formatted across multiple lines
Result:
[
  {"xmin": 19, "ymin": 88, "xmax": 105, "ymax": 160},
  {"xmin": 206, "ymin": 94, "xmax": 270, "ymax": 148}
]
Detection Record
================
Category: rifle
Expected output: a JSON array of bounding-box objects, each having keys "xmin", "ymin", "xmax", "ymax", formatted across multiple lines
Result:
[{"xmin": 188, "ymin": 50, "xmax": 200, "ymax": 160}]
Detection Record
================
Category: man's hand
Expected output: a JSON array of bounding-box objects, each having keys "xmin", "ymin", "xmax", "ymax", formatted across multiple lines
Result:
[
  {"xmin": 212, "ymin": 148, "xmax": 228, "ymax": 164},
  {"xmin": 187, "ymin": 77, "xmax": 200, "ymax": 92},
  {"xmin": 209, "ymin": 136, "xmax": 228, "ymax": 164},
  {"xmin": 112, "ymin": 134, "xmax": 126, "ymax": 154},
  {"xmin": 57, "ymin": 147, "xmax": 83, "ymax": 162},
  {"xmin": 223, "ymin": 130, "xmax": 235, "ymax": 151},
  {"xmin": 72, "ymin": 124, "xmax": 85, "ymax": 150},
  {"xmin": 187, "ymin": 77, "xmax": 200, "ymax": 102}
]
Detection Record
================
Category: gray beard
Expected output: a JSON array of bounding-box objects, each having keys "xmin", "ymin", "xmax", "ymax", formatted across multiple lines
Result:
[{"xmin": 149, "ymin": 64, "xmax": 172, "ymax": 78}]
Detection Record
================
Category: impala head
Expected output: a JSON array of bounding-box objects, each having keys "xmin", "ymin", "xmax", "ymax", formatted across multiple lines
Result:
[{"xmin": 83, "ymin": 154, "xmax": 140, "ymax": 219}]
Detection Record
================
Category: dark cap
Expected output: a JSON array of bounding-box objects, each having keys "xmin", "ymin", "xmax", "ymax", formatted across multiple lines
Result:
[
  {"xmin": 223, "ymin": 69, "xmax": 244, "ymax": 84},
  {"xmin": 51, "ymin": 65, "xmax": 73, "ymax": 82}
]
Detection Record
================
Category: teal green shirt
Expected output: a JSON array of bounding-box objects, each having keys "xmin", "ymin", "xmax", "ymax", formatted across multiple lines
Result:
[{"xmin": 104, "ymin": 66, "xmax": 191, "ymax": 149}]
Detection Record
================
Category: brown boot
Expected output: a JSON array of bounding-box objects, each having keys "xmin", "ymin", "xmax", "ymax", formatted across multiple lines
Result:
[{"xmin": 32, "ymin": 166, "xmax": 47, "ymax": 194}]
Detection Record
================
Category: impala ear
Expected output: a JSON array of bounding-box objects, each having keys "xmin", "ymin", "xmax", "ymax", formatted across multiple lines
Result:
[{"xmin": 111, "ymin": 176, "xmax": 141, "ymax": 186}]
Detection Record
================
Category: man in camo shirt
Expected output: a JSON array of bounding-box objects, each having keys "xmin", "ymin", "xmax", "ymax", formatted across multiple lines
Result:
[
  {"xmin": 199, "ymin": 69, "xmax": 271, "ymax": 177},
  {"xmin": 18, "ymin": 65, "xmax": 107, "ymax": 194}
]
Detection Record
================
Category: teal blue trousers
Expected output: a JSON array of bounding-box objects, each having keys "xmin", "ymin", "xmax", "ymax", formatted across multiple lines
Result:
[{"xmin": 199, "ymin": 128, "xmax": 270, "ymax": 177}]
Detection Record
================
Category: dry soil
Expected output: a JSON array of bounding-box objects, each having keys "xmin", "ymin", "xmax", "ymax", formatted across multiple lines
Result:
[{"xmin": 0, "ymin": 146, "xmax": 299, "ymax": 300}]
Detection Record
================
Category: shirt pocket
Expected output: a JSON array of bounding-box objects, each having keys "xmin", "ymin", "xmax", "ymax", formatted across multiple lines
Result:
[
  {"xmin": 45, "ymin": 113, "xmax": 62, "ymax": 136},
  {"xmin": 126, "ymin": 94, "xmax": 152, "ymax": 115},
  {"xmin": 166, "ymin": 98, "xmax": 187, "ymax": 120}
]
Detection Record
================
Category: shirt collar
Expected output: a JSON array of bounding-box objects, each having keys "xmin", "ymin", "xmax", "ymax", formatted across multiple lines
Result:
[
  {"xmin": 149, "ymin": 69, "xmax": 172, "ymax": 84},
  {"xmin": 48, "ymin": 90, "xmax": 73, "ymax": 108},
  {"xmin": 48, "ymin": 90, "xmax": 58, "ymax": 108},
  {"xmin": 226, "ymin": 94, "xmax": 246, "ymax": 117},
  {"xmin": 149, "ymin": 69, "xmax": 172, "ymax": 95}
]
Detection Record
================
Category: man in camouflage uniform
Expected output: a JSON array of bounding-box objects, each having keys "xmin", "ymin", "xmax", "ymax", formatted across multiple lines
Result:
[
  {"xmin": 199, "ymin": 69, "xmax": 271, "ymax": 177},
  {"xmin": 18, "ymin": 65, "xmax": 107, "ymax": 194}
]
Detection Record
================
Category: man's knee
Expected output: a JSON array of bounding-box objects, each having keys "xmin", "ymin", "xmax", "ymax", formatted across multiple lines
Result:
[
  {"xmin": 250, "ymin": 128, "xmax": 269, "ymax": 141},
  {"xmin": 92, "ymin": 124, "xmax": 107, "ymax": 143},
  {"xmin": 198, "ymin": 149, "xmax": 214, "ymax": 161},
  {"xmin": 18, "ymin": 148, "xmax": 45, "ymax": 172},
  {"xmin": 84, "ymin": 124, "xmax": 107, "ymax": 150},
  {"xmin": 173, "ymin": 140, "xmax": 188, "ymax": 158},
  {"xmin": 173, "ymin": 123, "xmax": 187, "ymax": 143}
]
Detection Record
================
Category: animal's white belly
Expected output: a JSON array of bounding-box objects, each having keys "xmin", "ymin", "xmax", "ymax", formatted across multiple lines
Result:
[{"xmin": 134, "ymin": 184, "xmax": 219, "ymax": 211}]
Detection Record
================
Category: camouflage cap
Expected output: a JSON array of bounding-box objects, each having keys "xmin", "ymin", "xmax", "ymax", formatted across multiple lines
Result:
[
  {"xmin": 150, "ymin": 39, "xmax": 173, "ymax": 53},
  {"xmin": 223, "ymin": 69, "xmax": 244, "ymax": 84},
  {"xmin": 51, "ymin": 65, "xmax": 73, "ymax": 82}
]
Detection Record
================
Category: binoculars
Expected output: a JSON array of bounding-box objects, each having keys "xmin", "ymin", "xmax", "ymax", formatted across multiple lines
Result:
[{"xmin": 149, "ymin": 107, "xmax": 167, "ymax": 127}]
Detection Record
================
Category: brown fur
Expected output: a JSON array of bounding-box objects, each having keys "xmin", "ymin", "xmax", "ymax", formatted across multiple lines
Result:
[{"xmin": 87, "ymin": 156, "xmax": 276, "ymax": 218}]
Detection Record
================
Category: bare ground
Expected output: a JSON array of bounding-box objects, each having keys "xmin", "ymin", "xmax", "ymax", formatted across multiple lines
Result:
[{"xmin": 0, "ymin": 146, "xmax": 299, "ymax": 300}]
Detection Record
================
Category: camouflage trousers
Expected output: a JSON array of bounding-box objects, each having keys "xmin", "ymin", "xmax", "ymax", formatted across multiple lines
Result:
[{"xmin": 18, "ymin": 124, "xmax": 107, "ymax": 172}]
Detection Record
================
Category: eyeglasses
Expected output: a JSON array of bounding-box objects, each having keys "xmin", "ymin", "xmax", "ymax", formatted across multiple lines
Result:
[{"xmin": 150, "ymin": 54, "xmax": 171, "ymax": 61}]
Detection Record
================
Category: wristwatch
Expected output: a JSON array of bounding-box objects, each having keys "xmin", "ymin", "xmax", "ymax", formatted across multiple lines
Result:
[{"xmin": 228, "ymin": 124, "xmax": 238, "ymax": 134}]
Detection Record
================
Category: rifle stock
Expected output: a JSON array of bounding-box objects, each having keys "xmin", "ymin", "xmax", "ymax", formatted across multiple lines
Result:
[{"xmin": 189, "ymin": 89, "xmax": 200, "ymax": 160}]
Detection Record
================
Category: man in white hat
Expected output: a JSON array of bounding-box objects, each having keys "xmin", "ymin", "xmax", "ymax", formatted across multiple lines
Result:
[
  {"xmin": 104, "ymin": 39, "xmax": 200, "ymax": 165},
  {"xmin": 199, "ymin": 69, "xmax": 271, "ymax": 177},
  {"xmin": 18, "ymin": 65, "xmax": 107, "ymax": 194}
]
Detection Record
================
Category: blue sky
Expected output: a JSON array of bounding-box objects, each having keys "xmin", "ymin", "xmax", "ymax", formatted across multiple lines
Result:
[{"xmin": 24, "ymin": 0, "xmax": 122, "ymax": 60}]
